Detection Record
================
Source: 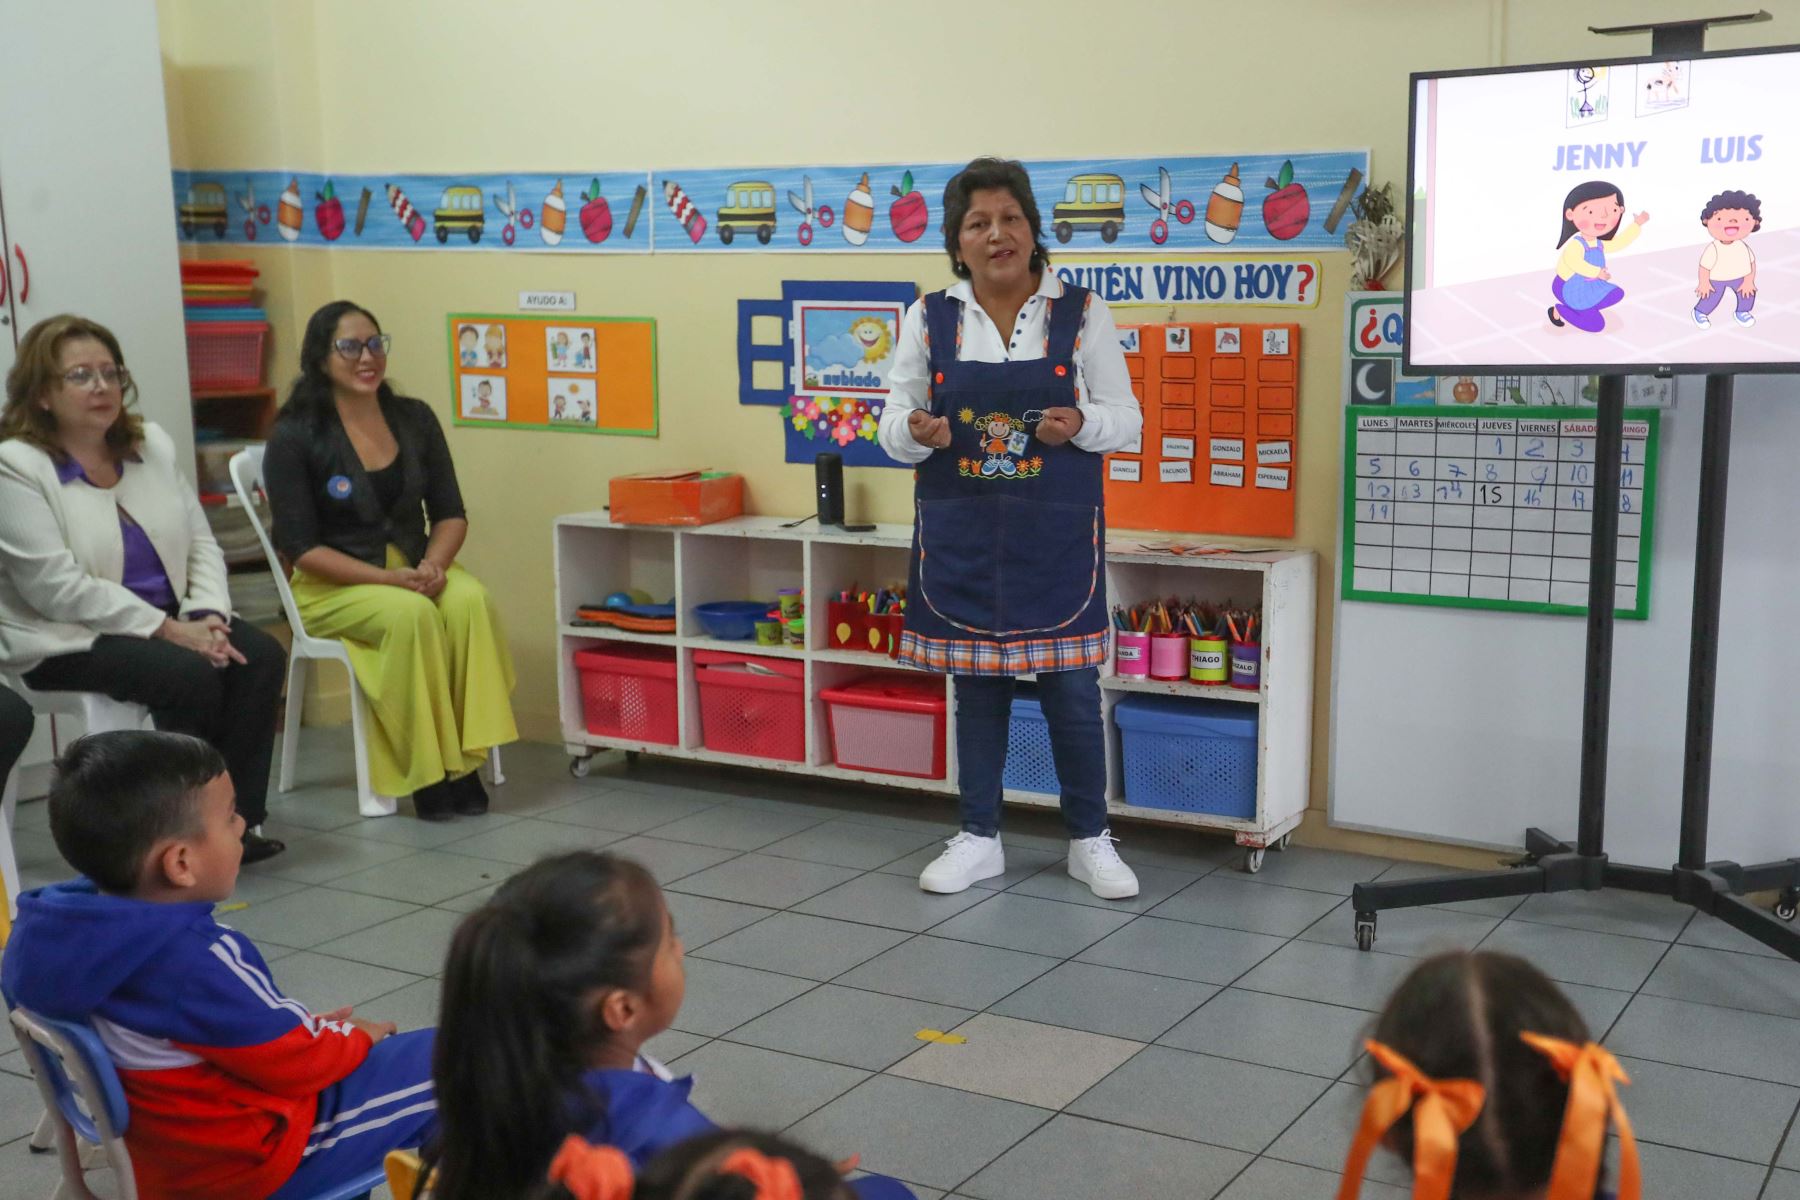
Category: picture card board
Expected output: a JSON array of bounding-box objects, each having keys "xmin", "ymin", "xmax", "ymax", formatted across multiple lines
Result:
[{"xmin": 447, "ymin": 312, "xmax": 657, "ymax": 436}]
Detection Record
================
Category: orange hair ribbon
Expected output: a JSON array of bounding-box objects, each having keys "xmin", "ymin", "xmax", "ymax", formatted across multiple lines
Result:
[
  {"xmin": 1336, "ymin": 1041, "xmax": 1486, "ymax": 1200},
  {"xmin": 546, "ymin": 1135, "xmax": 634, "ymax": 1200},
  {"xmin": 719, "ymin": 1147, "xmax": 804, "ymax": 1200},
  {"xmin": 1520, "ymin": 1033, "xmax": 1641, "ymax": 1200}
]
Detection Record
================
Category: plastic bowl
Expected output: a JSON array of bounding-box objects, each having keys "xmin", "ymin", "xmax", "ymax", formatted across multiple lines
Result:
[{"xmin": 694, "ymin": 600, "xmax": 773, "ymax": 640}]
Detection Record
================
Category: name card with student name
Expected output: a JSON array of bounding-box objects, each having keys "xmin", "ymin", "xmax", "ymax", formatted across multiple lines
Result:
[
  {"xmin": 1256, "ymin": 466, "xmax": 1290, "ymax": 490},
  {"xmin": 1211, "ymin": 464, "xmax": 1245, "ymax": 487},
  {"xmin": 1160, "ymin": 460, "xmax": 1193, "ymax": 483},
  {"xmin": 1211, "ymin": 437, "xmax": 1243, "ymax": 460},
  {"xmin": 1110, "ymin": 459, "xmax": 1142, "ymax": 482},
  {"xmin": 1162, "ymin": 436, "xmax": 1195, "ymax": 460},
  {"xmin": 1257, "ymin": 441, "xmax": 1292, "ymax": 464}
]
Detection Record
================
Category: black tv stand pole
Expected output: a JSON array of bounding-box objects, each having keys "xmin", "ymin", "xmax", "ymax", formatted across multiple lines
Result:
[{"xmin": 1350, "ymin": 11, "xmax": 1800, "ymax": 961}]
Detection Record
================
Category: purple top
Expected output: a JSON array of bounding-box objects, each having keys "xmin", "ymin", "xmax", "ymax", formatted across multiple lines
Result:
[{"xmin": 55, "ymin": 455, "xmax": 178, "ymax": 611}]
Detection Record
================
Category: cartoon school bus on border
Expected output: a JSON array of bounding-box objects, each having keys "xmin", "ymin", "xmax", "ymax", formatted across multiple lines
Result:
[
  {"xmin": 179, "ymin": 181, "xmax": 229, "ymax": 237},
  {"xmin": 434, "ymin": 186, "xmax": 486, "ymax": 243},
  {"xmin": 1052, "ymin": 173, "xmax": 1127, "ymax": 244},
  {"xmin": 717, "ymin": 181, "xmax": 776, "ymax": 245}
]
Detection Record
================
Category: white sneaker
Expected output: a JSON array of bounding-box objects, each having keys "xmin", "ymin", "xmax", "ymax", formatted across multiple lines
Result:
[
  {"xmin": 920, "ymin": 832, "xmax": 1004, "ymax": 894},
  {"xmin": 1693, "ymin": 310, "xmax": 1711, "ymax": 328},
  {"xmin": 1068, "ymin": 829, "xmax": 1140, "ymax": 899},
  {"xmin": 1736, "ymin": 311, "xmax": 1757, "ymax": 327}
]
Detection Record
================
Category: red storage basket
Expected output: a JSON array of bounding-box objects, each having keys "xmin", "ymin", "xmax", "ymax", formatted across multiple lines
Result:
[
  {"xmin": 820, "ymin": 673, "xmax": 947, "ymax": 779},
  {"xmin": 694, "ymin": 651, "xmax": 806, "ymax": 762},
  {"xmin": 185, "ymin": 321, "xmax": 267, "ymax": 390},
  {"xmin": 573, "ymin": 644, "xmax": 679, "ymax": 745}
]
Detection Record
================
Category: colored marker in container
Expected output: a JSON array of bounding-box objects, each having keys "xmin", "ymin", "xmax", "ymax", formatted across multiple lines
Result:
[
  {"xmin": 386, "ymin": 183, "xmax": 426, "ymax": 242},
  {"xmin": 663, "ymin": 180, "xmax": 706, "ymax": 244}
]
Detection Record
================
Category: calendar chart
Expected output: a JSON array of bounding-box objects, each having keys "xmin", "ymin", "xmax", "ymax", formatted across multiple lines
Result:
[{"xmin": 1342, "ymin": 406, "xmax": 1660, "ymax": 618}]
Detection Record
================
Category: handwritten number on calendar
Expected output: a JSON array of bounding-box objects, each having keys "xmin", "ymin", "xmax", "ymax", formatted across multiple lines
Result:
[
  {"xmin": 1525, "ymin": 438, "xmax": 1546, "ymax": 459},
  {"xmin": 1484, "ymin": 463, "xmax": 1499, "ymax": 481},
  {"xmin": 1369, "ymin": 504, "xmax": 1389, "ymax": 519},
  {"xmin": 1571, "ymin": 440, "xmax": 1586, "ymax": 458},
  {"xmin": 1478, "ymin": 484, "xmax": 1505, "ymax": 505},
  {"xmin": 1570, "ymin": 464, "xmax": 1590, "ymax": 484},
  {"xmin": 1408, "ymin": 460, "xmax": 1422, "ymax": 477}
]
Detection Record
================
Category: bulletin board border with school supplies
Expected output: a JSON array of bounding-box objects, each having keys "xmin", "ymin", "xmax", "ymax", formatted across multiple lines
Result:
[
  {"xmin": 447, "ymin": 313, "xmax": 658, "ymax": 437},
  {"xmin": 1341, "ymin": 405, "xmax": 1660, "ymax": 619},
  {"xmin": 1104, "ymin": 322, "xmax": 1301, "ymax": 538}
]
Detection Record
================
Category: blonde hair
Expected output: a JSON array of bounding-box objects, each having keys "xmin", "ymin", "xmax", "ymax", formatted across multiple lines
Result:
[{"xmin": 1, "ymin": 314, "xmax": 145, "ymax": 461}]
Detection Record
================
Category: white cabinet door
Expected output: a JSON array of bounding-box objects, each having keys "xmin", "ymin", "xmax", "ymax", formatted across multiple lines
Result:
[{"xmin": 0, "ymin": 0, "xmax": 193, "ymax": 470}]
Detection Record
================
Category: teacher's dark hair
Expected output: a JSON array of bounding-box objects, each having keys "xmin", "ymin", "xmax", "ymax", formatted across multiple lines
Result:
[
  {"xmin": 1556, "ymin": 180, "xmax": 1626, "ymax": 247},
  {"xmin": 941, "ymin": 157, "xmax": 1049, "ymax": 280},
  {"xmin": 277, "ymin": 300, "xmax": 398, "ymax": 429}
]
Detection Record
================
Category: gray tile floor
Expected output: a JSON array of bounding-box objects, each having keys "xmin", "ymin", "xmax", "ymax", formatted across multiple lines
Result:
[{"xmin": 5, "ymin": 730, "xmax": 1800, "ymax": 1199}]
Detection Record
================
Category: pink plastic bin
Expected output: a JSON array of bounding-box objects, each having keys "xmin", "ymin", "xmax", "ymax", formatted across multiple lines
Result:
[{"xmin": 820, "ymin": 673, "xmax": 947, "ymax": 779}]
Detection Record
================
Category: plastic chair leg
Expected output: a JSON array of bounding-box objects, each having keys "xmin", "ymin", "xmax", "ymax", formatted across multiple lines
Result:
[
  {"xmin": 488, "ymin": 746, "xmax": 505, "ymax": 787},
  {"xmin": 278, "ymin": 655, "xmax": 308, "ymax": 793},
  {"xmin": 346, "ymin": 681, "xmax": 396, "ymax": 819},
  {"xmin": 1, "ymin": 769, "xmax": 18, "ymax": 919},
  {"xmin": 30, "ymin": 1106, "xmax": 54, "ymax": 1150}
]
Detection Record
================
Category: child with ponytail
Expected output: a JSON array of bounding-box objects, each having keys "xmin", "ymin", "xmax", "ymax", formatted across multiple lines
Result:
[
  {"xmin": 537, "ymin": 1129, "xmax": 913, "ymax": 1200},
  {"xmin": 1338, "ymin": 950, "xmax": 1640, "ymax": 1200},
  {"xmin": 426, "ymin": 852, "xmax": 914, "ymax": 1200}
]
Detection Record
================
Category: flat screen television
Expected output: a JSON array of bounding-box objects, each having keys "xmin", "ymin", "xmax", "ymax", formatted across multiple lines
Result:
[{"xmin": 1406, "ymin": 44, "xmax": 1800, "ymax": 375}]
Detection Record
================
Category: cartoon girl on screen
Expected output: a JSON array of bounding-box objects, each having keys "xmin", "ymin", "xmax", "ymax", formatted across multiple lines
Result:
[{"xmin": 1548, "ymin": 180, "xmax": 1650, "ymax": 333}]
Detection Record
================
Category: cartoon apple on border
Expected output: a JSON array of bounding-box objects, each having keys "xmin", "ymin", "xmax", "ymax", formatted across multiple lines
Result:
[
  {"xmin": 315, "ymin": 180, "xmax": 345, "ymax": 241},
  {"xmin": 580, "ymin": 179, "xmax": 613, "ymax": 244},
  {"xmin": 1262, "ymin": 160, "xmax": 1310, "ymax": 241},
  {"xmin": 889, "ymin": 171, "xmax": 928, "ymax": 243}
]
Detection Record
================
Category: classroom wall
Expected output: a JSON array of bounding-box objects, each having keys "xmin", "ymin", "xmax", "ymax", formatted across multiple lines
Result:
[{"xmin": 155, "ymin": 0, "xmax": 1800, "ymax": 864}]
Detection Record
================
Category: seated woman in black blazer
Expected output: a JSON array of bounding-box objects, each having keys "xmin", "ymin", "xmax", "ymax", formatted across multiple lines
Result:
[{"xmin": 262, "ymin": 302, "xmax": 516, "ymax": 821}]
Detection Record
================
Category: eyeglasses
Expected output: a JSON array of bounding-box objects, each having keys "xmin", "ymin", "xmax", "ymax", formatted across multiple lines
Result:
[
  {"xmin": 62, "ymin": 365, "xmax": 130, "ymax": 390},
  {"xmin": 332, "ymin": 335, "xmax": 393, "ymax": 360}
]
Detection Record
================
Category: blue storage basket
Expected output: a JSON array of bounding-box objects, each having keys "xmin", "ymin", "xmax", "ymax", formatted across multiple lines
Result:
[
  {"xmin": 1003, "ymin": 691, "xmax": 1060, "ymax": 795},
  {"xmin": 1114, "ymin": 695, "xmax": 1257, "ymax": 818}
]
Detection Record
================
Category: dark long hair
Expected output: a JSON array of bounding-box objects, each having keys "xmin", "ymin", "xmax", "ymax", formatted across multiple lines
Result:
[
  {"xmin": 941, "ymin": 156, "xmax": 1049, "ymax": 280},
  {"xmin": 1556, "ymin": 180, "xmax": 1626, "ymax": 246},
  {"xmin": 276, "ymin": 300, "xmax": 398, "ymax": 428},
  {"xmin": 635, "ymin": 1131, "xmax": 851, "ymax": 1200},
  {"xmin": 429, "ymin": 852, "xmax": 665, "ymax": 1200},
  {"xmin": 1371, "ymin": 951, "xmax": 1591, "ymax": 1196}
]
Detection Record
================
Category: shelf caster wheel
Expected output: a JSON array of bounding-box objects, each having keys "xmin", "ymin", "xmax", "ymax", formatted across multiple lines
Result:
[
  {"xmin": 569, "ymin": 756, "xmax": 592, "ymax": 779},
  {"xmin": 1275, "ymin": 834, "xmax": 1293, "ymax": 852},
  {"xmin": 625, "ymin": 750, "xmax": 641, "ymax": 766},
  {"xmin": 1777, "ymin": 889, "xmax": 1799, "ymax": 922},
  {"xmin": 1244, "ymin": 848, "xmax": 1265, "ymax": 874},
  {"xmin": 1355, "ymin": 913, "xmax": 1377, "ymax": 952}
]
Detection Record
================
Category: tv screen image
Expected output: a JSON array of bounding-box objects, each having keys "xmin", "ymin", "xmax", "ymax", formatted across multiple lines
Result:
[{"xmin": 1407, "ymin": 45, "xmax": 1800, "ymax": 374}]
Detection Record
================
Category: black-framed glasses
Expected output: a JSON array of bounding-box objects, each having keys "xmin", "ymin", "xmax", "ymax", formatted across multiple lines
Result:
[
  {"xmin": 332, "ymin": 335, "xmax": 393, "ymax": 360},
  {"xmin": 62, "ymin": 365, "xmax": 130, "ymax": 390}
]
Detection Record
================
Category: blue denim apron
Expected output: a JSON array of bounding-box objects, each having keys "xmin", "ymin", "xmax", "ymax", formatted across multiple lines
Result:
[
  {"xmin": 1560, "ymin": 239, "xmax": 1619, "ymax": 310},
  {"xmin": 898, "ymin": 286, "xmax": 1109, "ymax": 676}
]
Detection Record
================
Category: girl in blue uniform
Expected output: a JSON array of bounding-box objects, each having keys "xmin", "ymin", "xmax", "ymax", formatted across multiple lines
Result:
[{"xmin": 1548, "ymin": 180, "xmax": 1650, "ymax": 333}]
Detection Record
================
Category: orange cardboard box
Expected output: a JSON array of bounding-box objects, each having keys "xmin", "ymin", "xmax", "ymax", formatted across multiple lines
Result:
[{"xmin": 609, "ymin": 470, "xmax": 744, "ymax": 526}]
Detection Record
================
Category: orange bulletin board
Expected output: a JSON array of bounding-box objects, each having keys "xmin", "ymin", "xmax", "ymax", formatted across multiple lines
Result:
[
  {"xmin": 1104, "ymin": 322, "xmax": 1300, "ymax": 537},
  {"xmin": 448, "ymin": 313, "xmax": 658, "ymax": 437}
]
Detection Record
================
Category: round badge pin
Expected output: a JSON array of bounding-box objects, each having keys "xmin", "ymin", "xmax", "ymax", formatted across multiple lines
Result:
[{"xmin": 327, "ymin": 475, "xmax": 352, "ymax": 499}]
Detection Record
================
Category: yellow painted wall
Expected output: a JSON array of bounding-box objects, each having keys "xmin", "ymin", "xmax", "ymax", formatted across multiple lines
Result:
[{"xmin": 156, "ymin": 0, "xmax": 1800, "ymax": 865}]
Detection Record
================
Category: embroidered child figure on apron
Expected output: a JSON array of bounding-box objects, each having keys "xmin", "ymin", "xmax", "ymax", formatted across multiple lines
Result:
[{"xmin": 968, "ymin": 411, "xmax": 1041, "ymax": 479}]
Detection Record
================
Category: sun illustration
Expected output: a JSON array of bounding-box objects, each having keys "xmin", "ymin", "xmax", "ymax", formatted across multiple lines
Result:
[
  {"xmin": 848, "ymin": 316, "xmax": 893, "ymax": 364},
  {"xmin": 957, "ymin": 406, "xmax": 977, "ymax": 425}
]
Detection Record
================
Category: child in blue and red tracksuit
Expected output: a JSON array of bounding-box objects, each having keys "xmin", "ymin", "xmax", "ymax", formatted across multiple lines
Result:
[{"xmin": 0, "ymin": 731, "xmax": 437, "ymax": 1200}]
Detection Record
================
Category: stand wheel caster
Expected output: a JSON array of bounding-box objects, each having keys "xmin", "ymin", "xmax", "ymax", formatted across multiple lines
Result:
[
  {"xmin": 625, "ymin": 750, "xmax": 641, "ymax": 766},
  {"xmin": 1355, "ymin": 913, "xmax": 1377, "ymax": 952},
  {"xmin": 1244, "ymin": 848, "xmax": 1265, "ymax": 874},
  {"xmin": 1776, "ymin": 889, "xmax": 1799, "ymax": 922},
  {"xmin": 569, "ymin": 756, "xmax": 592, "ymax": 779},
  {"xmin": 1275, "ymin": 834, "xmax": 1293, "ymax": 852}
]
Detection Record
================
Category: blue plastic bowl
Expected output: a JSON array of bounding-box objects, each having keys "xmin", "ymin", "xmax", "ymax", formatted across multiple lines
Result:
[{"xmin": 694, "ymin": 601, "xmax": 773, "ymax": 640}]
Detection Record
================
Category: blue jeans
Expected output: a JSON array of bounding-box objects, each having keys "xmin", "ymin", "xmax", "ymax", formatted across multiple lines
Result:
[{"xmin": 953, "ymin": 667, "xmax": 1107, "ymax": 839}]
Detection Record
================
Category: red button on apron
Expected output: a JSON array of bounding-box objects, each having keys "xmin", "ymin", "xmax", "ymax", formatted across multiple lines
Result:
[
  {"xmin": 935, "ymin": 372, "xmax": 944, "ymax": 384},
  {"xmin": 1054, "ymin": 365, "xmax": 1067, "ymax": 377}
]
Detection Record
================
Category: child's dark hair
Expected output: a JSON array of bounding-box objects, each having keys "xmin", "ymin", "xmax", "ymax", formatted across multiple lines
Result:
[
  {"xmin": 1700, "ymin": 189, "xmax": 1762, "ymax": 230},
  {"xmin": 48, "ymin": 731, "xmax": 227, "ymax": 894},
  {"xmin": 1556, "ymin": 180, "xmax": 1626, "ymax": 246},
  {"xmin": 635, "ymin": 1131, "xmax": 850, "ymax": 1200},
  {"xmin": 1371, "ymin": 951, "xmax": 1589, "ymax": 1196},
  {"xmin": 941, "ymin": 156, "xmax": 1049, "ymax": 280},
  {"xmin": 429, "ymin": 852, "xmax": 665, "ymax": 1200}
]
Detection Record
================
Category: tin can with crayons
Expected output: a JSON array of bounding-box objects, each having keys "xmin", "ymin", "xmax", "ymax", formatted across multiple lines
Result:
[
  {"xmin": 1188, "ymin": 635, "xmax": 1228, "ymax": 685},
  {"xmin": 1114, "ymin": 631, "xmax": 1150, "ymax": 677},
  {"xmin": 1230, "ymin": 641, "xmax": 1261, "ymax": 690},
  {"xmin": 1149, "ymin": 634, "xmax": 1188, "ymax": 681}
]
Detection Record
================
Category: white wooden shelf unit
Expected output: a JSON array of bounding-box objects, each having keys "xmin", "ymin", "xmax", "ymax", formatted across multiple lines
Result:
[{"xmin": 554, "ymin": 514, "xmax": 1315, "ymax": 859}]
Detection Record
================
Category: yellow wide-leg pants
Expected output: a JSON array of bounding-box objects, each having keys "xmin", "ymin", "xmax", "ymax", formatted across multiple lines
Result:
[{"xmin": 291, "ymin": 547, "xmax": 517, "ymax": 797}]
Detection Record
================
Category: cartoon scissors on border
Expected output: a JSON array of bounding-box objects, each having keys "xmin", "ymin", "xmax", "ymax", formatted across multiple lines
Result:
[
  {"xmin": 238, "ymin": 178, "xmax": 271, "ymax": 240},
  {"xmin": 1139, "ymin": 166, "xmax": 1196, "ymax": 245},
  {"xmin": 492, "ymin": 182, "xmax": 535, "ymax": 246},
  {"xmin": 788, "ymin": 175, "xmax": 835, "ymax": 246}
]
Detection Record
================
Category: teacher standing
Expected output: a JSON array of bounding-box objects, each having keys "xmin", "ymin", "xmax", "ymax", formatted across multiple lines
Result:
[{"xmin": 879, "ymin": 158, "xmax": 1143, "ymax": 899}]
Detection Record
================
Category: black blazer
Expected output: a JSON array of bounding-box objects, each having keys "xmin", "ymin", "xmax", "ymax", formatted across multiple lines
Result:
[{"xmin": 263, "ymin": 394, "xmax": 466, "ymax": 569}]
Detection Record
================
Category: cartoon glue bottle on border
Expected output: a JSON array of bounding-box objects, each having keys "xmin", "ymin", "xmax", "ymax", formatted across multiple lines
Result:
[
  {"xmin": 277, "ymin": 177, "xmax": 304, "ymax": 242},
  {"xmin": 1204, "ymin": 162, "xmax": 1244, "ymax": 245},
  {"xmin": 843, "ymin": 172, "xmax": 874, "ymax": 246},
  {"xmin": 541, "ymin": 180, "xmax": 566, "ymax": 246}
]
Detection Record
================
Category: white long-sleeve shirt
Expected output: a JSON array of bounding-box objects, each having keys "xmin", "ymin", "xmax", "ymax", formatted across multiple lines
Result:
[{"xmin": 877, "ymin": 272, "xmax": 1143, "ymax": 464}]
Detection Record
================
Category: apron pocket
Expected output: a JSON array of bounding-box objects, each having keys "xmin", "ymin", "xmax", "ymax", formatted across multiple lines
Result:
[
  {"xmin": 917, "ymin": 495, "xmax": 1002, "ymax": 634},
  {"xmin": 997, "ymin": 497, "xmax": 1101, "ymax": 634}
]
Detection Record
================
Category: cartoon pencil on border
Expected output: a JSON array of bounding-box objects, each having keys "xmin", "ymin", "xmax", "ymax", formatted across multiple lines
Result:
[
  {"xmin": 624, "ymin": 183, "xmax": 648, "ymax": 238},
  {"xmin": 1324, "ymin": 167, "xmax": 1364, "ymax": 234},
  {"xmin": 662, "ymin": 179, "xmax": 706, "ymax": 244},
  {"xmin": 385, "ymin": 183, "xmax": 426, "ymax": 242},
  {"xmin": 354, "ymin": 186, "xmax": 373, "ymax": 236}
]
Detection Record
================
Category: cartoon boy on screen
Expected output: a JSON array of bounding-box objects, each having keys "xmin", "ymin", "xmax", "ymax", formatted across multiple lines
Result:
[
  {"xmin": 1548, "ymin": 180, "xmax": 1650, "ymax": 333},
  {"xmin": 1693, "ymin": 190, "xmax": 1761, "ymax": 329}
]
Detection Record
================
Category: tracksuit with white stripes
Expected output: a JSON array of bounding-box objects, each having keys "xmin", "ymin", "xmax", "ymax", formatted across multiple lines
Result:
[{"xmin": 2, "ymin": 878, "xmax": 437, "ymax": 1200}]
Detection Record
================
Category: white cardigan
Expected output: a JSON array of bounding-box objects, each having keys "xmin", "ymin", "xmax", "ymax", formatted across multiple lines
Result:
[{"xmin": 0, "ymin": 422, "xmax": 232, "ymax": 672}]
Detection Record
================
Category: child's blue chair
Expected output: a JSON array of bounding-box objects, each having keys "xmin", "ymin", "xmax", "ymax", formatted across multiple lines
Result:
[{"xmin": 8, "ymin": 1006, "xmax": 386, "ymax": 1200}]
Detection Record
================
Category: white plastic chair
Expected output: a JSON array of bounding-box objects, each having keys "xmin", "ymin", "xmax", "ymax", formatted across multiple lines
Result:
[{"xmin": 228, "ymin": 448, "xmax": 502, "ymax": 821}]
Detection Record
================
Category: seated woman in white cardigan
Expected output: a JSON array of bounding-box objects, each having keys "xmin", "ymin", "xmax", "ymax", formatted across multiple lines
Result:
[{"xmin": 0, "ymin": 315, "xmax": 287, "ymax": 861}]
